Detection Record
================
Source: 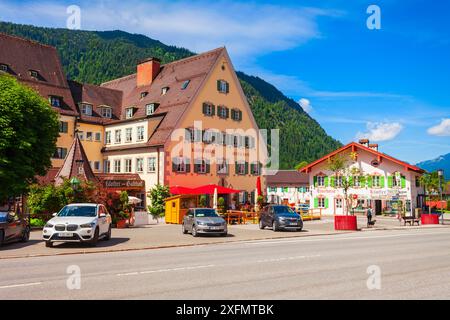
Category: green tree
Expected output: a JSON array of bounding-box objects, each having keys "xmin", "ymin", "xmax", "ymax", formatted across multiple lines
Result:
[
  {"xmin": 0, "ymin": 74, "xmax": 59, "ymax": 201},
  {"xmin": 420, "ymin": 171, "xmax": 444, "ymax": 214},
  {"xmin": 147, "ymin": 185, "xmax": 171, "ymax": 222}
]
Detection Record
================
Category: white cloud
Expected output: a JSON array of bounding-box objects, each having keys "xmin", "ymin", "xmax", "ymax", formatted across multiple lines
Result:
[
  {"xmin": 299, "ymin": 98, "xmax": 313, "ymax": 114},
  {"xmin": 0, "ymin": 0, "xmax": 342, "ymax": 60},
  {"xmin": 427, "ymin": 119, "xmax": 450, "ymax": 136},
  {"xmin": 356, "ymin": 122, "xmax": 403, "ymax": 142}
]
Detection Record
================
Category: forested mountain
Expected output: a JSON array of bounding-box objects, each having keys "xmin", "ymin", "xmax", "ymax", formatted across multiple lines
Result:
[
  {"xmin": 0, "ymin": 21, "xmax": 342, "ymax": 169},
  {"xmin": 417, "ymin": 153, "xmax": 450, "ymax": 180}
]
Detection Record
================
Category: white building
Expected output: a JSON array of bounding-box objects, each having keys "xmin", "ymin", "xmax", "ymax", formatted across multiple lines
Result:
[
  {"xmin": 300, "ymin": 140, "xmax": 425, "ymax": 216},
  {"xmin": 265, "ymin": 170, "xmax": 310, "ymax": 206}
]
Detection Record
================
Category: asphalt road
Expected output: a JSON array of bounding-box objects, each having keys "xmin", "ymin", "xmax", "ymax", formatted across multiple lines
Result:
[{"xmin": 1, "ymin": 228, "xmax": 450, "ymax": 300}]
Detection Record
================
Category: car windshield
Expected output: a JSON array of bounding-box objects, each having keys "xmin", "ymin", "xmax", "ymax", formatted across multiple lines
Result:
[
  {"xmin": 195, "ymin": 209, "xmax": 218, "ymax": 217},
  {"xmin": 273, "ymin": 206, "xmax": 295, "ymax": 214},
  {"xmin": 58, "ymin": 206, "xmax": 97, "ymax": 217}
]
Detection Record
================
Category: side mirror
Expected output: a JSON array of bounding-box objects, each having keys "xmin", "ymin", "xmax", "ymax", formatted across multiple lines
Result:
[{"xmin": 52, "ymin": 212, "xmax": 58, "ymax": 217}]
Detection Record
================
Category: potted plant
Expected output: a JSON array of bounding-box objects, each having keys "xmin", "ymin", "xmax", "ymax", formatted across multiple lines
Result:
[
  {"xmin": 217, "ymin": 197, "xmax": 226, "ymax": 215},
  {"xmin": 116, "ymin": 210, "xmax": 130, "ymax": 229}
]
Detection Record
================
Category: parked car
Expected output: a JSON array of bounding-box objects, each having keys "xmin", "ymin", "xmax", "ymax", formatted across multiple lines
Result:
[
  {"xmin": 0, "ymin": 212, "xmax": 30, "ymax": 246},
  {"xmin": 259, "ymin": 204, "xmax": 303, "ymax": 231},
  {"xmin": 182, "ymin": 208, "xmax": 227, "ymax": 237},
  {"xmin": 42, "ymin": 203, "xmax": 112, "ymax": 247}
]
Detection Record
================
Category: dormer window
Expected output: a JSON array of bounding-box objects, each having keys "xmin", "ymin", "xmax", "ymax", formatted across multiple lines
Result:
[
  {"xmin": 146, "ymin": 103, "xmax": 159, "ymax": 116},
  {"xmin": 0, "ymin": 64, "xmax": 8, "ymax": 72},
  {"xmin": 49, "ymin": 96, "xmax": 61, "ymax": 108},
  {"xmin": 80, "ymin": 103, "xmax": 93, "ymax": 116},
  {"xmin": 161, "ymin": 87, "xmax": 169, "ymax": 95},
  {"xmin": 140, "ymin": 91, "xmax": 148, "ymax": 99},
  {"xmin": 101, "ymin": 106, "xmax": 112, "ymax": 118},
  {"xmin": 29, "ymin": 70, "xmax": 39, "ymax": 79},
  {"xmin": 126, "ymin": 107, "xmax": 134, "ymax": 119},
  {"xmin": 181, "ymin": 80, "xmax": 190, "ymax": 90}
]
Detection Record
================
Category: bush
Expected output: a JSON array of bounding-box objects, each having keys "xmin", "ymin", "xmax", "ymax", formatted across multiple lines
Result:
[
  {"xmin": 30, "ymin": 218, "xmax": 46, "ymax": 227},
  {"xmin": 147, "ymin": 185, "xmax": 171, "ymax": 222}
]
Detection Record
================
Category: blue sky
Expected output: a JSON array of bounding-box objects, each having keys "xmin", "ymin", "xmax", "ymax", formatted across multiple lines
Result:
[{"xmin": 1, "ymin": 0, "xmax": 449, "ymax": 164}]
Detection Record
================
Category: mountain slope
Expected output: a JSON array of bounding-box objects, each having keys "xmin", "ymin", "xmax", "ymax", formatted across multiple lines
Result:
[
  {"xmin": 0, "ymin": 21, "xmax": 342, "ymax": 169},
  {"xmin": 417, "ymin": 153, "xmax": 450, "ymax": 179}
]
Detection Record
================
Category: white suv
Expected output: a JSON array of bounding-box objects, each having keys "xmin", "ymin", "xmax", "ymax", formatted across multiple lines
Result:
[{"xmin": 43, "ymin": 203, "xmax": 112, "ymax": 247}]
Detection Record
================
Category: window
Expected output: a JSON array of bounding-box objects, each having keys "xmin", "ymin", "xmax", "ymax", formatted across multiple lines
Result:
[
  {"xmin": 147, "ymin": 157, "xmax": 156, "ymax": 173},
  {"xmin": 250, "ymin": 162, "xmax": 261, "ymax": 175},
  {"xmin": 53, "ymin": 147, "xmax": 67, "ymax": 159},
  {"xmin": 231, "ymin": 109, "xmax": 242, "ymax": 121},
  {"xmin": 115, "ymin": 130, "xmax": 121, "ymax": 144},
  {"xmin": 318, "ymin": 197, "xmax": 325, "ymax": 208},
  {"xmin": 415, "ymin": 176, "xmax": 421, "ymax": 188},
  {"xmin": 173, "ymin": 158, "xmax": 189, "ymax": 173},
  {"xmin": 105, "ymin": 131, "xmax": 111, "ymax": 144},
  {"xmin": 86, "ymin": 132, "xmax": 93, "ymax": 141},
  {"xmin": 373, "ymin": 176, "xmax": 381, "ymax": 187},
  {"xmin": 217, "ymin": 161, "xmax": 228, "ymax": 175},
  {"xmin": 81, "ymin": 103, "xmax": 93, "ymax": 116},
  {"xmin": 146, "ymin": 103, "xmax": 158, "ymax": 116},
  {"xmin": 181, "ymin": 80, "xmax": 190, "ymax": 90},
  {"xmin": 353, "ymin": 176, "xmax": 361, "ymax": 187},
  {"xmin": 95, "ymin": 132, "xmax": 101, "ymax": 142},
  {"xmin": 104, "ymin": 160, "xmax": 111, "ymax": 173},
  {"xmin": 126, "ymin": 107, "xmax": 134, "ymax": 119},
  {"xmin": 78, "ymin": 131, "xmax": 84, "ymax": 140},
  {"xmin": 194, "ymin": 160, "xmax": 208, "ymax": 174},
  {"xmin": 137, "ymin": 126, "xmax": 145, "ymax": 141},
  {"xmin": 236, "ymin": 162, "xmax": 247, "ymax": 175},
  {"xmin": 59, "ymin": 121, "xmax": 68, "ymax": 133},
  {"xmin": 94, "ymin": 161, "xmax": 100, "ymax": 171},
  {"xmin": 125, "ymin": 128, "xmax": 133, "ymax": 143},
  {"xmin": 136, "ymin": 158, "xmax": 144, "ymax": 173},
  {"xmin": 269, "ymin": 187, "xmax": 277, "ymax": 192},
  {"xmin": 161, "ymin": 87, "xmax": 169, "ymax": 95},
  {"xmin": 336, "ymin": 198, "xmax": 343, "ymax": 209},
  {"xmin": 114, "ymin": 159, "xmax": 121, "ymax": 173},
  {"xmin": 217, "ymin": 80, "xmax": 229, "ymax": 93},
  {"xmin": 101, "ymin": 107, "xmax": 112, "ymax": 118},
  {"xmin": 49, "ymin": 96, "xmax": 61, "ymax": 108},
  {"xmin": 335, "ymin": 176, "xmax": 343, "ymax": 187},
  {"xmin": 125, "ymin": 159, "xmax": 132, "ymax": 173},
  {"xmin": 217, "ymin": 106, "xmax": 229, "ymax": 119},
  {"xmin": 0, "ymin": 64, "xmax": 8, "ymax": 72},
  {"xmin": 140, "ymin": 91, "xmax": 148, "ymax": 99},
  {"xmin": 317, "ymin": 176, "xmax": 325, "ymax": 187},
  {"xmin": 202, "ymin": 102, "xmax": 215, "ymax": 116},
  {"xmin": 30, "ymin": 70, "xmax": 39, "ymax": 79}
]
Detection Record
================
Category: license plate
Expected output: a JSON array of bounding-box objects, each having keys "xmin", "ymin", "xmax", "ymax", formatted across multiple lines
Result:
[
  {"xmin": 210, "ymin": 226, "xmax": 221, "ymax": 230},
  {"xmin": 59, "ymin": 232, "xmax": 73, "ymax": 237},
  {"xmin": 289, "ymin": 222, "xmax": 298, "ymax": 225}
]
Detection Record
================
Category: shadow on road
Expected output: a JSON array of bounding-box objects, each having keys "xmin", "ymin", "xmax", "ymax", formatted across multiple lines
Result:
[
  {"xmin": 49, "ymin": 237, "xmax": 130, "ymax": 249},
  {"xmin": 0, "ymin": 239, "xmax": 42, "ymax": 251}
]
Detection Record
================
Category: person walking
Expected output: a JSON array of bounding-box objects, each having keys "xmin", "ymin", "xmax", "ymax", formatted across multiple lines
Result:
[{"xmin": 367, "ymin": 206, "xmax": 373, "ymax": 227}]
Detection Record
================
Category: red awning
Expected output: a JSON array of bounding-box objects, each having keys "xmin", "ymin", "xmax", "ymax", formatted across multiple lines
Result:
[{"xmin": 170, "ymin": 184, "xmax": 241, "ymax": 195}]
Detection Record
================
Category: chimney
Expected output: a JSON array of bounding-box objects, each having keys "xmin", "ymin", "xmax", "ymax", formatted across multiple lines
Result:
[
  {"xmin": 369, "ymin": 143, "xmax": 379, "ymax": 152},
  {"xmin": 358, "ymin": 139, "xmax": 369, "ymax": 147},
  {"xmin": 137, "ymin": 57, "xmax": 161, "ymax": 87}
]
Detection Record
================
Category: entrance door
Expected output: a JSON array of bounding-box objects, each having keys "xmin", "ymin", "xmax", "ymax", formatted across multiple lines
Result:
[
  {"xmin": 335, "ymin": 198, "xmax": 344, "ymax": 215},
  {"xmin": 375, "ymin": 200, "xmax": 382, "ymax": 215}
]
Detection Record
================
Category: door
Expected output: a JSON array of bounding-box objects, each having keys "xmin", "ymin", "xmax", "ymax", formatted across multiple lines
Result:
[
  {"xmin": 335, "ymin": 198, "xmax": 344, "ymax": 215},
  {"xmin": 375, "ymin": 200, "xmax": 382, "ymax": 215},
  {"xmin": 98, "ymin": 205, "xmax": 108, "ymax": 234}
]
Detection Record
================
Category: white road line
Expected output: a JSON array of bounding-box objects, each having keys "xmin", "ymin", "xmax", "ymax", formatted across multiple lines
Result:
[
  {"xmin": 116, "ymin": 264, "xmax": 215, "ymax": 277},
  {"xmin": 0, "ymin": 282, "xmax": 42, "ymax": 290},
  {"xmin": 244, "ymin": 230, "xmax": 450, "ymax": 246},
  {"xmin": 257, "ymin": 254, "xmax": 321, "ymax": 263}
]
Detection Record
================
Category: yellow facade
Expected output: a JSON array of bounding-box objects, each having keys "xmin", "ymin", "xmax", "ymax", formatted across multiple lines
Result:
[
  {"xmin": 76, "ymin": 122, "xmax": 104, "ymax": 173},
  {"xmin": 52, "ymin": 115, "xmax": 76, "ymax": 168}
]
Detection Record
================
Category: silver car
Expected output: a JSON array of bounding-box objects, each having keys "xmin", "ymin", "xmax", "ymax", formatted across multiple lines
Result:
[{"xmin": 182, "ymin": 208, "xmax": 227, "ymax": 237}]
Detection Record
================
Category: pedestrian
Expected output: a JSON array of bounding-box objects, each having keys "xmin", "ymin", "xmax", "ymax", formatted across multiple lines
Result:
[{"xmin": 367, "ymin": 206, "xmax": 373, "ymax": 227}]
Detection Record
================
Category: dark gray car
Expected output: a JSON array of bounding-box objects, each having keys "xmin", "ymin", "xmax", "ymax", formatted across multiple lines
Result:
[
  {"xmin": 259, "ymin": 205, "xmax": 303, "ymax": 231},
  {"xmin": 182, "ymin": 208, "xmax": 227, "ymax": 237}
]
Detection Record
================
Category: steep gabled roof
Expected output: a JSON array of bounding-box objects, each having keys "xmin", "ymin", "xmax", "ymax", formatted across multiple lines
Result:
[
  {"xmin": 0, "ymin": 32, "xmax": 78, "ymax": 116},
  {"xmin": 265, "ymin": 170, "xmax": 309, "ymax": 186},
  {"xmin": 54, "ymin": 135, "xmax": 98, "ymax": 185},
  {"xmin": 300, "ymin": 142, "xmax": 425, "ymax": 174},
  {"xmin": 101, "ymin": 47, "xmax": 225, "ymax": 147}
]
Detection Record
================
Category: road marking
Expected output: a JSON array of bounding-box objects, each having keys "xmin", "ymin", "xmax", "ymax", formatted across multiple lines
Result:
[
  {"xmin": 116, "ymin": 264, "xmax": 215, "ymax": 277},
  {"xmin": 244, "ymin": 230, "xmax": 450, "ymax": 246},
  {"xmin": 257, "ymin": 254, "xmax": 321, "ymax": 263},
  {"xmin": 0, "ymin": 282, "xmax": 42, "ymax": 290}
]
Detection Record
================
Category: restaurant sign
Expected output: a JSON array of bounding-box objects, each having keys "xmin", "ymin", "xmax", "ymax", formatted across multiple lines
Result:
[{"xmin": 104, "ymin": 180, "xmax": 145, "ymax": 189}]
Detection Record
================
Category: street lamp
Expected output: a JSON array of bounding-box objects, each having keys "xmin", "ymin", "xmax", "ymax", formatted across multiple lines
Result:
[
  {"xmin": 70, "ymin": 177, "xmax": 81, "ymax": 191},
  {"xmin": 438, "ymin": 169, "xmax": 444, "ymax": 224}
]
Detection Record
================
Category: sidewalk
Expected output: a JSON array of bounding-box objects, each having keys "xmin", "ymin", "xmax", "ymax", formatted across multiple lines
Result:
[{"xmin": 1, "ymin": 216, "xmax": 449, "ymax": 259}]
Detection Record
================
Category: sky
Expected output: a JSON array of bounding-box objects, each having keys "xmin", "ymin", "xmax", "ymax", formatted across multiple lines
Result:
[{"xmin": 0, "ymin": 0, "xmax": 449, "ymax": 164}]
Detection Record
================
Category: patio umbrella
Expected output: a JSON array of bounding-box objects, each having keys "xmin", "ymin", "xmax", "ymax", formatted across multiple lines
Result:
[
  {"xmin": 254, "ymin": 187, "xmax": 259, "ymax": 211},
  {"xmin": 256, "ymin": 176, "xmax": 262, "ymax": 197},
  {"xmin": 213, "ymin": 187, "xmax": 218, "ymax": 209},
  {"xmin": 128, "ymin": 196, "xmax": 142, "ymax": 205}
]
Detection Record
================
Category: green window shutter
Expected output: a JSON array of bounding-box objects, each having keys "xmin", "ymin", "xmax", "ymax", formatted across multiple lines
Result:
[
  {"xmin": 226, "ymin": 82, "xmax": 230, "ymax": 93},
  {"xmin": 245, "ymin": 162, "xmax": 249, "ymax": 174},
  {"xmin": 314, "ymin": 176, "xmax": 318, "ymax": 187},
  {"xmin": 235, "ymin": 162, "xmax": 239, "ymax": 174},
  {"xmin": 202, "ymin": 103, "xmax": 207, "ymax": 114},
  {"xmin": 239, "ymin": 110, "xmax": 243, "ymax": 120},
  {"xmin": 211, "ymin": 104, "xmax": 215, "ymax": 116},
  {"xmin": 380, "ymin": 176, "xmax": 385, "ymax": 188},
  {"xmin": 314, "ymin": 198, "xmax": 319, "ymax": 208},
  {"xmin": 217, "ymin": 80, "xmax": 221, "ymax": 91},
  {"xmin": 217, "ymin": 106, "xmax": 222, "ymax": 116},
  {"xmin": 325, "ymin": 198, "xmax": 329, "ymax": 209},
  {"xmin": 388, "ymin": 176, "xmax": 393, "ymax": 188},
  {"xmin": 324, "ymin": 176, "xmax": 329, "ymax": 187},
  {"xmin": 401, "ymin": 176, "xmax": 406, "ymax": 188},
  {"xmin": 225, "ymin": 107, "xmax": 230, "ymax": 118},
  {"xmin": 206, "ymin": 162, "xmax": 210, "ymax": 174},
  {"xmin": 250, "ymin": 163, "xmax": 255, "ymax": 174},
  {"xmin": 331, "ymin": 176, "xmax": 336, "ymax": 188},
  {"xmin": 368, "ymin": 176, "xmax": 373, "ymax": 188}
]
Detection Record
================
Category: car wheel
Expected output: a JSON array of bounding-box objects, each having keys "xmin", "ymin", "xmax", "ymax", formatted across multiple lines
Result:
[
  {"xmin": 90, "ymin": 227, "xmax": 99, "ymax": 246},
  {"xmin": 182, "ymin": 223, "xmax": 188, "ymax": 234},
  {"xmin": 21, "ymin": 227, "xmax": 30, "ymax": 242},
  {"xmin": 259, "ymin": 219, "xmax": 265, "ymax": 230},
  {"xmin": 45, "ymin": 241, "xmax": 53, "ymax": 248},
  {"xmin": 272, "ymin": 220, "xmax": 279, "ymax": 232},
  {"xmin": 191, "ymin": 225, "xmax": 198, "ymax": 237},
  {"xmin": 0, "ymin": 230, "xmax": 4, "ymax": 247},
  {"xmin": 297, "ymin": 227, "xmax": 303, "ymax": 232},
  {"xmin": 104, "ymin": 225, "xmax": 112, "ymax": 241},
  {"xmin": 221, "ymin": 231, "xmax": 228, "ymax": 237}
]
